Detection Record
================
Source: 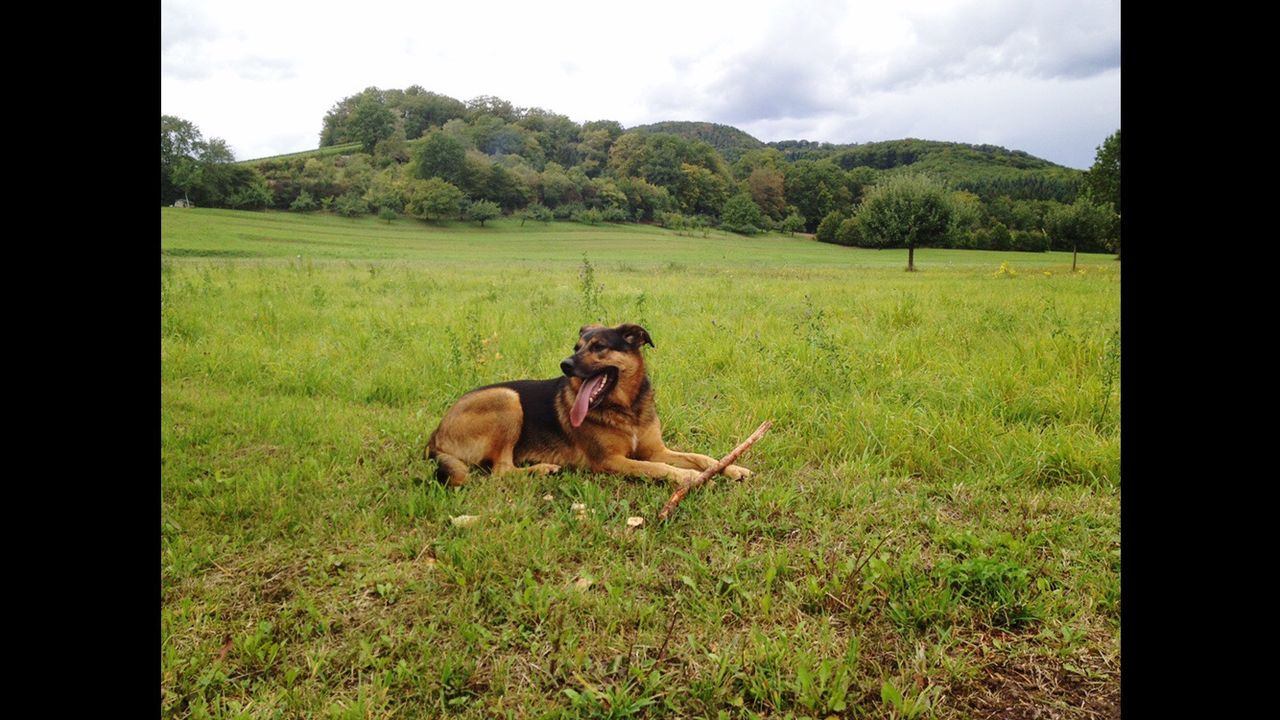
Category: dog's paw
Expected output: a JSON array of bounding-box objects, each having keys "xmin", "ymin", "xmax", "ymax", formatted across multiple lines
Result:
[
  {"xmin": 724, "ymin": 465, "xmax": 753, "ymax": 481},
  {"xmin": 528, "ymin": 463, "xmax": 561, "ymax": 475}
]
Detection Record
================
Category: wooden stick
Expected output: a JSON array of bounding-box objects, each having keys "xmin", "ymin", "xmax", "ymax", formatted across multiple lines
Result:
[{"xmin": 657, "ymin": 420, "xmax": 773, "ymax": 522}]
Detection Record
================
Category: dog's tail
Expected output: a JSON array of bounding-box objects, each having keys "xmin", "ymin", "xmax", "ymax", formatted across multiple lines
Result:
[{"xmin": 427, "ymin": 443, "xmax": 470, "ymax": 486}]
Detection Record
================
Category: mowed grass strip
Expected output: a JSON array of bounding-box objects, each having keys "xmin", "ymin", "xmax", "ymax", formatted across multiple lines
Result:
[{"xmin": 161, "ymin": 209, "xmax": 1119, "ymax": 719}]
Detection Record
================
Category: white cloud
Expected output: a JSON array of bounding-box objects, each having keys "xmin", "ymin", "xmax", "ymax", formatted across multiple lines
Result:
[{"xmin": 160, "ymin": 0, "xmax": 1119, "ymax": 168}]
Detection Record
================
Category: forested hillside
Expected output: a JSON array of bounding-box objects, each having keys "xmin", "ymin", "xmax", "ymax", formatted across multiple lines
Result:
[{"xmin": 161, "ymin": 86, "xmax": 1119, "ymax": 254}]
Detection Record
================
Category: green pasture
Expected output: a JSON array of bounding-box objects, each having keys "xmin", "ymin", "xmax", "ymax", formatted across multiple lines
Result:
[
  {"xmin": 161, "ymin": 208, "xmax": 1119, "ymax": 719},
  {"xmin": 160, "ymin": 208, "xmax": 1117, "ymax": 269}
]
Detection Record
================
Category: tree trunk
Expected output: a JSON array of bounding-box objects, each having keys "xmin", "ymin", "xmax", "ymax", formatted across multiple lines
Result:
[
  {"xmin": 907, "ymin": 245, "xmax": 915, "ymax": 272},
  {"xmin": 1072, "ymin": 243, "xmax": 1078, "ymax": 272}
]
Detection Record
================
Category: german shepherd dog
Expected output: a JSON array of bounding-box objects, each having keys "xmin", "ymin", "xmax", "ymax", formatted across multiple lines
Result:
[{"xmin": 428, "ymin": 323, "xmax": 753, "ymax": 486}]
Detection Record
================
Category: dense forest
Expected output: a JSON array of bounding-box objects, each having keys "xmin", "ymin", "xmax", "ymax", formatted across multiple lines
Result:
[{"xmin": 161, "ymin": 86, "xmax": 1120, "ymax": 253}]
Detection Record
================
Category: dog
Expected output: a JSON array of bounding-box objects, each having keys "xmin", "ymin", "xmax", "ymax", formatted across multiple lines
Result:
[{"xmin": 427, "ymin": 323, "xmax": 752, "ymax": 486}]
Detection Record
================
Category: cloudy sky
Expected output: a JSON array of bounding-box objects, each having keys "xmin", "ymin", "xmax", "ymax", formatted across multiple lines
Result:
[{"xmin": 161, "ymin": 0, "xmax": 1119, "ymax": 169}]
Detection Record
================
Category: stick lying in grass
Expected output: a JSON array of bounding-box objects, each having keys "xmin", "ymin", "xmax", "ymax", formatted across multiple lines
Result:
[{"xmin": 657, "ymin": 420, "xmax": 773, "ymax": 522}]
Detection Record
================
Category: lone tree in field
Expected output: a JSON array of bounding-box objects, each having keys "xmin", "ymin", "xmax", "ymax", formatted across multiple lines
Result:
[
  {"xmin": 856, "ymin": 173, "xmax": 954, "ymax": 271},
  {"xmin": 1045, "ymin": 198, "xmax": 1113, "ymax": 272}
]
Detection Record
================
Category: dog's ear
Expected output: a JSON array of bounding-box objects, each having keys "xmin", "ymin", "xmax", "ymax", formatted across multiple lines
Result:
[
  {"xmin": 615, "ymin": 324, "xmax": 654, "ymax": 349},
  {"xmin": 579, "ymin": 323, "xmax": 606, "ymax": 338}
]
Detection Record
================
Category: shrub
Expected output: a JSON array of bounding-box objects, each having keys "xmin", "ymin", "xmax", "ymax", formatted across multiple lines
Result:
[
  {"xmin": 333, "ymin": 192, "xmax": 369, "ymax": 217},
  {"xmin": 815, "ymin": 210, "xmax": 846, "ymax": 244},
  {"xmin": 407, "ymin": 178, "xmax": 464, "ymax": 221},
  {"xmin": 554, "ymin": 202, "xmax": 586, "ymax": 220},
  {"xmin": 518, "ymin": 202, "xmax": 553, "ymax": 225},
  {"xmin": 601, "ymin": 206, "xmax": 632, "ymax": 223},
  {"xmin": 1011, "ymin": 229, "xmax": 1049, "ymax": 252},
  {"xmin": 572, "ymin": 208, "xmax": 603, "ymax": 225},
  {"xmin": 290, "ymin": 190, "xmax": 318, "ymax": 212},
  {"xmin": 466, "ymin": 200, "xmax": 501, "ymax": 226},
  {"xmin": 781, "ymin": 212, "xmax": 807, "ymax": 235},
  {"xmin": 229, "ymin": 180, "xmax": 273, "ymax": 210},
  {"xmin": 720, "ymin": 192, "xmax": 765, "ymax": 235},
  {"xmin": 834, "ymin": 217, "xmax": 865, "ymax": 246}
]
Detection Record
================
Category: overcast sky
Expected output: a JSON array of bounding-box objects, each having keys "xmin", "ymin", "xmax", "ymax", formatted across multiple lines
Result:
[{"xmin": 161, "ymin": 0, "xmax": 1119, "ymax": 170}]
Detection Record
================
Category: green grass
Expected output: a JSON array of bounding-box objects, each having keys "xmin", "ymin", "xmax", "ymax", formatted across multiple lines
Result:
[
  {"xmin": 161, "ymin": 207, "xmax": 1117, "ymax": 269},
  {"xmin": 237, "ymin": 143, "xmax": 363, "ymax": 166},
  {"xmin": 161, "ymin": 208, "xmax": 1119, "ymax": 718}
]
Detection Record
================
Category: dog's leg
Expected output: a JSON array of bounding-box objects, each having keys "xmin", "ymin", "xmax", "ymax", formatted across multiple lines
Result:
[
  {"xmin": 429, "ymin": 449, "xmax": 471, "ymax": 487},
  {"xmin": 491, "ymin": 458, "xmax": 562, "ymax": 477},
  {"xmin": 428, "ymin": 387, "xmax": 526, "ymax": 486},
  {"xmin": 635, "ymin": 425, "xmax": 752, "ymax": 480},
  {"xmin": 650, "ymin": 449, "xmax": 753, "ymax": 481},
  {"xmin": 596, "ymin": 456, "xmax": 703, "ymax": 485}
]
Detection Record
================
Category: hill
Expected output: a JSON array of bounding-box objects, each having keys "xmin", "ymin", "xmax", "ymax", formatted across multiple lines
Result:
[
  {"xmin": 164, "ymin": 87, "xmax": 1112, "ymax": 246},
  {"xmin": 620, "ymin": 126, "xmax": 1078, "ymax": 202}
]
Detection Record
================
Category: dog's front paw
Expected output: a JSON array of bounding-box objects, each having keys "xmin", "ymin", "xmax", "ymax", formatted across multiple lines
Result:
[
  {"xmin": 724, "ymin": 465, "xmax": 753, "ymax": 481},
  {"xmin": 528, "ymin": 463, "xmax": 561, "ymax": 475}
]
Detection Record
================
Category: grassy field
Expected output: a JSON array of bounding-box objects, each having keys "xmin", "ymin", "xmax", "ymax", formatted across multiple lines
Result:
[{"xmin": 161, "ymin": 208, "xmax": 1120, "ymax": 719}]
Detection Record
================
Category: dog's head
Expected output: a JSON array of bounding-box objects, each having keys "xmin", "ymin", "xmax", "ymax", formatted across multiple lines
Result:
[{"xmin": 560, "ymin": 323, "xmax": 653, "ymax": 427}]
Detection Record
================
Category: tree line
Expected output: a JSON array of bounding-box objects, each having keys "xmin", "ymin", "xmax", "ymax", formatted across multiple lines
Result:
[{"xmin": 160, "ymin": 88, "xmax": 1119, "ymax": 254}]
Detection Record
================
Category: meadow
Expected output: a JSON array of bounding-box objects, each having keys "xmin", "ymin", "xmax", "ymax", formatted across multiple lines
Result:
[{"xmin": 161, "ymin": 208, "xmax": 1120, "ymax": 719}]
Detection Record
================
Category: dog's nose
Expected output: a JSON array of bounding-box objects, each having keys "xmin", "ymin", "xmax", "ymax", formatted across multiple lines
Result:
[{"xmin": 560, "ymin": 358, "xmax": 574, "ymax": 376}]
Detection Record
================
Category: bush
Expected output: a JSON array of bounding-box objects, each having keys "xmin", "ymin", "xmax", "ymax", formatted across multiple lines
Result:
[
  {"xmin": 572, "ymin": 208, "xmax": 603, "ymax": 225},
  {"xmin": 721, "ymin": 222, "xmax": 762, "ymax": 235},
  {"xmin": 600, "ymin": 206, "xmax": 632, "ymax": 223},
  {"xmin": 290, "ymin": 190, "xmax": 318, "ymax": 212},
  {"xmin": 518, "ymin": 202, "xmax": 553, "ymax": 225},
  {"xmin": 816, "ymin": 210, "xmax": 846, "ymax": 244},
  {"xmin": 333, "ymin": 192, "xmax": 369, "ymax": 217},
  {"xmin": 781, "ymin": 212, "xmax": 807, "ymax": 235},
  {"xmin": 988, "ymin": 223, "xmax": 1011, "ymax": 251},
  {"xmin": 657, "ymin": 211, "xmax": 685, "ymax": 230},
  {"xmin": 466, "ymin": 200, "xmax": 502, "ymax": 226},
  {"xmin": 720, "ymin": 192, "xmax": 764, "ymax": 235},
  {"xmin": 554, "ymin": 202, "xmax": 586, "ymax": 220},
  {"xmin": 1011, "ymin": 229, "xmax": 1048, "ymax": 252},
  {"xmin": 228, "ymin": 180, "xmax": 273, "ymax": 210},
  {"xmin": 378, "ymin": 207, "xmax": 398, "ymax": 223},
  {"xmin": 834, "ymin": 217, "xmax": 865, "ymax": 246},
  {"xmin": 406, "ymin": 178, "xmax": 464, "ymax": 221}
]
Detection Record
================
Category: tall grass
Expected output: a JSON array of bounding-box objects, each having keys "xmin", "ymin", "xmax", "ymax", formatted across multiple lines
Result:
[{"xmin": 161, "ymin": 209, "xmax": 1119, "ymax": 718}]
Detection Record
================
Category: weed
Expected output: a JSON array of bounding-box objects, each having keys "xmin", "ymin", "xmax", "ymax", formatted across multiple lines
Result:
[
  {"xmin": 940, "ymin": 556, "xmax": 1042, "ymax": 628},
  {"xmin": 793, "ymin": 295, "xmax": 850, "ymax": 375},
  {"xmin": 881, "ymin": 677, "xmax": 940, "ymax": 719},
  {"xmin": 579, "ymin": 254, "xmax": 604, "ymax": 319},
  {"xmin": 994, "ymin": 261, "xmax": 1018, "ymax": 278},
  {"xmin": 1096, "ymin": 327, "xmax": 1120, "ymax": 429}
]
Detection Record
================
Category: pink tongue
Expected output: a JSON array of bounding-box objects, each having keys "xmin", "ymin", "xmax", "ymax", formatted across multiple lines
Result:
[{"xmin": 570, "ymin": 375, "xmax": 604, "ymax": 427}]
